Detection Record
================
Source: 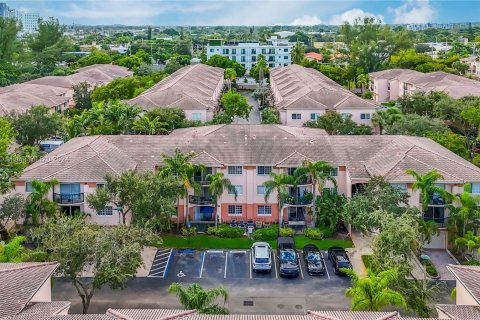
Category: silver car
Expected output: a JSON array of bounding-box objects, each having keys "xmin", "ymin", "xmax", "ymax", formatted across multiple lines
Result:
[{"xmin": 251, "ymin": 242, "xmax": 272, "ymax": 273}]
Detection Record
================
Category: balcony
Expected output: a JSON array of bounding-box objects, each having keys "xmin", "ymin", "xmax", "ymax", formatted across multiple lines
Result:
[
  {"xmin": 284, "ymin": 192, "xmax": 313, "ymax": 206},
  {"xmin": 53, "ymin": 193, "xmax": 84, "ymax": 204},
  {"xmin": 189, "ymin": 195, "xmax": 214, "ymax": 205}
]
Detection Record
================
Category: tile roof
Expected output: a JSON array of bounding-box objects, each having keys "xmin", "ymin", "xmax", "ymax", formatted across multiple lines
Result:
[
  {"xmin": 0, "ymin": 262, "xmax": 59, "ymax": 318},
  {"xmin": 270, "ymin": 65, "xmax": 379, "ymax": 111},
  {"xmin": 447, "ymin": 264, "xmax": 480, "ymax": 304},
  {"xmin": 307, "ymin": 311, "xmax": 398, "ymax": 320},
  {"xmin": 436, "ymin": 304, "xmax": 480, "ymax": 320},
  {"xmin": 107, "ymin": 309, "xmax": 195, "ymax": 320},
  {"xmin": 17, "ymin": 125, "xmax": 480, "ymax": 184},
  {"xmin": 4, "ymin": 315, "xmax": 112, "ymax": 320},
  {"xmin": 18, "ymin": 302, "xmax": 71, "ymax": 316},
  {"xmin": 26, "ymin": 65, "xmax": 132, "ymax": 89},
  {"xmin": 369, "ymin": 69, "xmax": 480, "ymax": 99},
  {"xmin": 0, "ymin": 84, "xmax": 70, "ymax": 116},
  {"xmin": 126, "ymin": 64, "xmax": 224, "ymax": 112}
]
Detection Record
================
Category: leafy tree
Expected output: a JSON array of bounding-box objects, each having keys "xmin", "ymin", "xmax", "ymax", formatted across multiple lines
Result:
[
  {"xmin": 173, "ymin": 38, "xmax": 192, "ymax": 56},
  {"xmin": 115, "ymin": 55, "xmax": 143, "ymax": 71},
  {"xmin": 210, "ymin": 112, "xmax": 233, "ymax": 125},
  {"xmin": 132, "ymin": 116, "xmax": 168, "ymax": 135},
  {"xmin": 224, "ymin": 68, "xmax": 237, "ymax": 91},
  {"xmin": 454, "ymin": 231, "xmax": 480, "ymax": 259},
  {"xmin": 385, "ymin": 114, "xmax": 449, "ymax": 136},
  {"xmin": 220, "ymin": 91, "xmax": 252, "ymax": 120},
  {"xmin": 291, "ymin": 42, "xmax": 306, "ymax": 64},
  {"xmin": 253, "ymin": 83, "xmax": 270, "ymax": 107},
  {"xmin": 418, "ymin": 219, "xmax": 439, "ymax": 245},
  {"xmin": 207, "ymin": 172, "xmax": 237, "ymax": 227},
  {"xmin": 452, "ymin": 61, "xmax": 469, "ymax": 74},
  {"xmin": 0, "ymin": 236, "xmax": 46, "ymax": 262},
  {"xmin": 0, "ymin": 17, "xmax": 21, "ymax": 66},
  {"xmin": 263, "ymin": 173, "xmax": 295, "ymax": 224},
  {"xmin": 28, "ymin": 17, "xmax": 65, "ymax": 52},
  {"xmin": 371, "ymin": 107, "xmax": 403, "ymax": 135},
  {"xmin": 168, "ymin": 283, "xmax": 229, "ymax": 314},
  {"xmin": 426, "ymin": 132, "xmax": 469, "ymax": 159},
  {"xmin": 315, "ymin": 192, "xmax": 346, "ymax": 230},
  {"xmin": 205, "ymin": 54, "xmax": 246, "ymax": 77},
  {"xmin": 145, "ymin": 108, "xmax": 187, "ymax": 131},
  {"xmin": 164, "ymin": 58, "xmax": 183, "ymax": 74},
  {"xmin": 0, "ymin": 117, "xmax": 26, "ymax": 193},
  {"xmin": 32, "ymin": 215, "xmax": 154, "ymax": 314},
  {"xmin": 305, "ymin": 111, "xmax": 372, "ymax": 135},
  {"xmin": 73, "ymin": 82, "xmax": 93, "ymax": 110},
  {"xmin": 77, "ymin": 49, "xmax": 112, "ymax": 67},
  {"xmin": 260, "ymin": 108, "xmax": 280, "ymax": 124},
  {"xmin": 160, "ymin": 149, "xmax": 204, "ymax": 228},
  {"xmin": 356, "ymin": 74, "xmax": 369, "ymax": 92},
  {"xmin": 344, "ymin": 268, "xmax": 406, "ymax": 311},
  {"xmin": 26, "ymin": 179, "xmax": 59, "ymax": 226},
  {"xmin": 446, "ymin": 184, "xmax": 480, "ymax": 236},
  {"xmin": 8, "ymin": 106, "xmax": 62, "ymax": 146},
  {"xmin": 390, "ymin": 49, "xmax": 433, "ymax": 69},
  {"xmin": 396, "ymin": 91, "xmax": 447, "ymax": 117},
  {"xmin": 0, "ymin": 194, "xmax": 26, "ymax": 234},
  {"xmin": 406, "ymin": 169, "xmax": 450, "ymax": 214}
]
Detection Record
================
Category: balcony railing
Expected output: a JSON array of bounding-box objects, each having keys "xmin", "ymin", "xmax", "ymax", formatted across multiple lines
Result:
[
  {"xmin": 284, "ymin": 195, "xmax": 313, "ymax": 205},
  {"xmin": 53, "ymin": 193, "xmax": 84, "ymax": 204},
  {"xmin": 424, "ymin": 216, "xmax": 449, "ymax": 228},
  {"xmin": 189, "ymin": 195, "xmax": 214, "ymax": 205}
]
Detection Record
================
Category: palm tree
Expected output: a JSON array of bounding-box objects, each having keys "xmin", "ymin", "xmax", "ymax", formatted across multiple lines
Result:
[
  {"xmin": 418, "ymin": 219, "xmax": 439, "ymax": 245},
  {"xmin": 263, "ymin": 173, "xmax": 295, "ymax": 225},
  {"xmin": 160, "ymin": 149, "xmax": 204, "ymax": 229},
  {"xmin": 294, "ymin": 160, "xmax": 337, "ymax": 225},
  {"xmin": 207, "ymin": 172, "xmax": 237, "ymax": 227},
  {"xmin": 344, "ymin": 268, "xmax": 406, "ymax": 312},
  {"xmin": 356, "ymin": 74, "xmax": 369, "ymax": 93},
  {"xmin": 447, "ymin": 184, "xmax": 480, "ymax": 236},
  {"xmin": 224, "ymin": 68, "xmax": 237, "ymax": 91},
  {"xmin": 132, "ymin": 116, "xmax": 168, "ymax": 135},
  {"xmin": 406, "ymin": 169, "xmax": 452, "ymax": 214},
  {"xmin": 168, "ymin": 283, "xmax": 229, "ymax": 314},
  {"xmin": 27, "ymin": 179, "xmax": 59, "ymax": 225},
  {"xmin": 454, "ymin": 230, "xmax": 480, "ymax": 259},
  {"xmin": 372, "ymin": 107, "xmax": 403, "ymax": 135},
  {"xmin": 291, "ymin": 42, "xmax": 305, "ymax": 65}
]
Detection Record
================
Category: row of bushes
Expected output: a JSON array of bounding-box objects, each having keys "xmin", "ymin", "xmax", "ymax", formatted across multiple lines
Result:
[{"xmin": 206, "ymin": 225, "xmax": 245, "ymax": 238}]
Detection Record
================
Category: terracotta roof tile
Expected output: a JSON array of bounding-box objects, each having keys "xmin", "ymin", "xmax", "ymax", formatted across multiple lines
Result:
[
  {"xmin": 436, "ymin": 304, "xmax": 480, "ymax": 320},
  {"xmin": 447, "ymin": 264, "xmax": 480, "ymax": 304}
]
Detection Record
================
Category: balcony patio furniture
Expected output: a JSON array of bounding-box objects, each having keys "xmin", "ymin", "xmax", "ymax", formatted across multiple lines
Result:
[
  {"xmin": 229, "ymin": 219, "xmax": 237, "ymax": 228},
  {"xmin": 263, "ymin": 221, "xmax": 271, "ymax": 227},
  {"xmin": 255, "ymin": 221, "xmax": 263, "ymax": 229},
  {"xmin": 246, "ymin": 220, "xmax": 255, "ymax": 227},
  {"xmin": 282, "ymin": 220, "xmax": 289, "ymax": 227},
  {"xmin": 238, "ymin": 220, "xmax": 246, "ymax": 228}
]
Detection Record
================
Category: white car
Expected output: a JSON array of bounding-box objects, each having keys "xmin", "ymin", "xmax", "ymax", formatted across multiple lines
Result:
[{"xmin": 251, "ymin": 242, "xmax": 272, "ymax": 273}]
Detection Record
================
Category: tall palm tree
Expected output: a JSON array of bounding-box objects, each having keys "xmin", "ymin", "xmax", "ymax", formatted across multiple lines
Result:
[
  {"xmin": 224, "ymin": 68, "xmax": 237, "ymax": 91},
  {"xmin": 356, "ymin": 74, "xmax": 369, "ymax": 93},
  {"xmin": 294, "ymin": 160, "xmax": 337, "ymax": 225},
  {"xmin": 406, "ymin": 169, "xmax": 452, "ymax": 214},
  {"xmin": 372, "ymin": 107, "xmax": 403, "ymax": 135},
  {"xmin": 344, "ymin": 268, "xmax": 406, "ymax": 312},
  {"xmin": 132, "ymin": 116, "xmax": 168, "ymax": 135},
  {"xmin": 454, "ymin": 230, "xmax": 480, "ymax": 259},
  {"xmin": 446, "ymin": 184, "xmax": 480, "ymax": 236},
  {"xmin": 207, "ymin": 172, "xmax": 237, "ymax": 227},
  {"xmin": 418, "ymin": 219, "xmax": 439, "ymax": 245},
  {"xmin": 168, "ymin": 283, "xmax": 229, "ymax": 314},
  {"xmin": 291, "ymin": 42, "xmax": 305, "ymax": 65},
  {"xmin": 263, "ymin": 173, "xmax": 295, "ymax": 225},
  {"xmin": 160, "ymin": 149, "xmax": 204, "ymax": 229},
  {"xmin": 27, "ymin": 179, "xmax": 59, "ymax": 226}
]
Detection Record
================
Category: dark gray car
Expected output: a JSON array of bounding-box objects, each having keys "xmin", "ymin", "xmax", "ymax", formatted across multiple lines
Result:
[
  {"xmin": 277, "ymin": 237, "xmax": 300, "ymax": 278},
  {"xmin": 303, "ymin": 244, "xmax": 325, "ymax": 276}
]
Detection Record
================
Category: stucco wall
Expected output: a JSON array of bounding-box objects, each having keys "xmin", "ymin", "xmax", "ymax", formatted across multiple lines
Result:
[
  {"xmin": 456, "ymin": 282, "xmax": 480, "ymax": 305},
  {"xmin": 31, "ymin": 279, "xmax": 52, "ymax": 302}
]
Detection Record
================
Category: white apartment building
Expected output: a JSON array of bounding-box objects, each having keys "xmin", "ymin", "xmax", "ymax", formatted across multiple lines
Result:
[
  {"xmin": 15, "ymin": 10, "xmax": 39, "ymax": 33},
  {"xmin": 206, "ymin": 36, "xmax": 292, "ymax": 70}
]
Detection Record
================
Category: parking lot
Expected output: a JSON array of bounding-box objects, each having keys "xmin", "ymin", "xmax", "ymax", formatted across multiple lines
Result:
[{"xmin": 152, "ymin": 248, "xmax": 346, "ymax": 283}]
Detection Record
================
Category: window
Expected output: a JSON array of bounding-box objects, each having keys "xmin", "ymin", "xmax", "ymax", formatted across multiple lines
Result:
[
  {"xmin": 292, "ymin": 113, "xmax": 301, "ymax": 120},
  {"xmin": 241, "ymin": 56, "xmax": 246, "ymax": 62},
  {"xmin": 252, "ymin": 56, "xmax": 256, "ymax": 62},
  {"xmin": 472, "ymin": 183, "xmax": 480, "ymax": 194},
  {"xmin": 251, "ymin": 49, "xmax": 256, "ymax": 54},
  {"xmin": 391, "ymin": 183, "xmax": 407, "ymax": 192},
  {"xmin": 228, "ymin": 166, "xmax": 242, "ymax": 175},
  {"xmin": 329, "ymin": 168, "xmax": 338, "ymax": 177},
  {"xmin": 257, "ymin": 205, "xmax": 272, "ymax": 215},
  {"xmin": 232, "ymin": 56, "xmax": 236, "ymax": 61},
  {"xmin": 232, "ymin": 49, "xmax": 236, "ymax": 54},
  {"xmin": 360, "ymin": 113, "xmax": 371, "ymax": 120},
  {"xmin": 284, "ymin": 48, "xmax": 288, "ymax": 52},
  {"xmin": 25, "ymin": 182, "xmax": 33, "ymax": 192},
  {"xmin": 209, "ymin": 49, "xmax": 214, "ymax": 53},
  {"xmin": 241, "ymin": 49, "xmax": 246, "ymax": 54},
  {"xmin": 96, "ymin": 183, "xmax": 105, "ymax": 189},
  {"xmin": 341, "ymin": 113, "xmax": 351, "ymax": 119},
  {"xmin": 228, "ymin": 205, "xmax": 243, "ymax": 215},
  {"xmin": 284, "ymin": 56, "xmax": 288, "ymax": 59},
  {"xmin": 269, "ymin": 63, "xmax": 275, "ymax": 67},
  {"xmin": 257, "ymin": 185, "xmax": 266, "ymax": 194},
  {"xmin": 257, "ymin": 166, "xmax": 272, "ymax": 175},
  {"xmin": 287, "ymin": 168, "xmax": 297, "ymax": 176},
  {"xmin": 229, "ymin": 185, "xmax": 243, "ymax": 195},
  {"xmin": 97, "ymin": 206, "xmax": 113, "ymax": 216},
  {"xmin": 60, "ymin": 183, "xmax": 80, "ymax": 195},
  {"xmin": 222, "ymin": 49, "xmax": 229, "ymax": 54},
  {"xmin": 262, "ymin": 48, "xmax": 266, "ymax": 54},
  {"xmin": 310, "ymin": 113, "xmax": 321, "ymax": 120},
  {"xmin": 191, "ymin": 113, "xmax": 202, "ymax": 121}
]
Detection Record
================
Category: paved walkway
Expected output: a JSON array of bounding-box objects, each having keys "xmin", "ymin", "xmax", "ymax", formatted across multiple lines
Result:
[
  {"xmin": 235, "ymin": 91, "xmax": 261, "ymax": 124},
  {"xmin": 423, "ymin": 249, "xmax": 457, "ymax": 280}
]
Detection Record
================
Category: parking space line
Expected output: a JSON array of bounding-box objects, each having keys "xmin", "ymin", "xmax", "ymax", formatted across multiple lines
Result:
[
  {"xmin": 299, "ymin": 258, "xmax": 304, "ymax": 279},
  {"xmin": 323, "ymin": 251, "xmax": 331, "ymax": 280},
  {"xmin": 163, "ymin": 249, "xmax": 173, "ymax": 277},
  {"xmin": 199, "ymin": 251, "xmax": 205, "ymax": 278},
  {"xmin": 249, "ymin": 250, "xmax": 252, "ymax": 279},
  {"xmin": 273, "ymin": 251, "xmax": 278, "ymax": 279},
  {"xmin": 224, "ymin": 251, "xmax": 228, "ymax": 278}
]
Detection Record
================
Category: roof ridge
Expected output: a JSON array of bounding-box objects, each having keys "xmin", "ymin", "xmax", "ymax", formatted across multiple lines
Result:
[
  {"xmin": 192, "ymin": 151, "xmax": 223, "ymax": 165},
  {"xmin": 365, "ymin": 142, "xmax": 414, "ymax": 177},
  {"xmin": 106, "ymin": 309, "xmax": 197, "ymax": 320},
  {"xmin": 87, "ymin": 137, "xmax": 137, "ymax": 176},
  {"xmin": 446, "ymin": 264, "xmax": 480, "ymax": 304}
]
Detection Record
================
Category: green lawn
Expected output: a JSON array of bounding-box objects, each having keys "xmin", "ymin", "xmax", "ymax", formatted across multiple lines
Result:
[{"xmin": 158, "ymin": 234, "xmax": 353, "ymax": 250}]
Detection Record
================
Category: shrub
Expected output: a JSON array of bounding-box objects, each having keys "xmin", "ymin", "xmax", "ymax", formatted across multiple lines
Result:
[
  {"xmin": 252, "ymin": 224, "xmax": 279, "ymax": 241},
  {"xmin": 318, "ymin": 226, "xmax": 334, "ymax": 238},
  {"xmin": 206, "ymin": 225, "xmax": 244, "ymax": 238},
  {"xmin": 304, "ymin": 228, "xmax": 324, "ymax": 240},
  {"xmin": 279, "ymin": 227, "xmax": 294, "ymax": 237},
  {"xmin": 206, "ymin": 226, "xmax": 219, "ymax": 236},
  {"xmin": 423, "ymin": 259, "xmax": 439, "ymax": 277},
  {"xmin": 465, "ymin": 259, "xmax": 480, "ymax": 266}
]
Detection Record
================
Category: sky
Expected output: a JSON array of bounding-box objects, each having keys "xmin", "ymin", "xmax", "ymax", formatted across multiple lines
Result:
[{"xmin": 5, "ymin": 0, "xmax": 480, "ymax": 26}]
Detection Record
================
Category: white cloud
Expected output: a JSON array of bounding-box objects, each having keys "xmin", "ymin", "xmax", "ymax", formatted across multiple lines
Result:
[
  {"xmin": 329, "ymin": 8, "xmax": 384, "ymax": 25},
  {"xmin": 290, "ymin": 15, "xmax": 322, "ymax": 26},
  {"xmin": 390, "ymin": 0, "xmax": 436, "ymax": 24}
]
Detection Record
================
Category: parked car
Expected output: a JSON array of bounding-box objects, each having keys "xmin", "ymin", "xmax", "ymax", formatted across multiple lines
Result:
[
  {"xmin": 303, "ymin": 244, "xmax": 325, "ymax": 276},
  {"xmin": 277, "ymin": 237, "xmax": 300, "ymax": 278},
  {"xmin": 251, "ymin": 242, "xmax": 272, "ymax": 273},
  {"xmin": 328, "ymin": 247, "xmax": 352, "ymax": 276}
]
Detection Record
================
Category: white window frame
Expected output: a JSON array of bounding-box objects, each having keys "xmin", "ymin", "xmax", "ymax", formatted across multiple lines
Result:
[
  {"xmin": 97, "ymin": 206, "xmax": 113, "ymax": 216},
  {"xmin": 310, "ymin": 113, "xmax": 321, "ymax": 120},
  {"xmin": 228, "ymin": 205, "xmax": 243, "ymax": 215},
  {"xmin": 391, "ymin": 183, "xmax": 407, "ymax": 192},
  {"xmin": 229, "ymin": 185, "xmax": 243, "ymax": 195},
  {"xmin": 257, "ymin": 185, "xmax": 266, "ymax": 195},
  {"xmin": 227, "ymin": 166, "xmax": 243, "ymax": 175},
  {"xmin": 360, "ymin": 113, "xmax": 371, "ymax": 120},
  {"xmin": 257, "ymin": 205, "xmax": 272, "ymax": 216},
  {"xmin": 191, "ymin": 113, "xmax": 202, "ymax": 121},
  {"xmin": 257, "ymin": 166, "xmax": 272, "ymax": 175},
  {"xmin": 292, "ymin": 113, "xmax": 301, "ymax": 120}
]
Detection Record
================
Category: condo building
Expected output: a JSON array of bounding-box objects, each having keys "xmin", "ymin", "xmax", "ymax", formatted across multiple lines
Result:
[
  {"xmin": 206, "ymin": 36, "xmax": 292, "ymax": 70},
  {"xmin": 14, "ymin": 124, "xmax": 480, "ymax": 250}
]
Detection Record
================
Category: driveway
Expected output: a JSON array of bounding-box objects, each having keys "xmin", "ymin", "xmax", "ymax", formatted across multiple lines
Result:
[
  {"xmin": 423, "ymin": 249, "xmax": 458, "ymax": 280},
  {"xmin": 235, "ymin": 91, "xmax": 261, "ymax": 124}
]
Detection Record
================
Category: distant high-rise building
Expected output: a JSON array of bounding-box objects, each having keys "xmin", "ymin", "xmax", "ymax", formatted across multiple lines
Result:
[
  {"xmin": 0, "ymin": 2, "xmax": 39, "ymax": 33},
  {"xmin": 406, "ymin": 23, "xmax": 454, "ymax": 31}
]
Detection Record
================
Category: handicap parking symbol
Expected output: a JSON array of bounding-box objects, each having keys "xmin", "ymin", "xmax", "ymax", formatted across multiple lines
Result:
[{"xmin": 177, "ymin": 271, "xmax": 186, "ymax": 278}]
